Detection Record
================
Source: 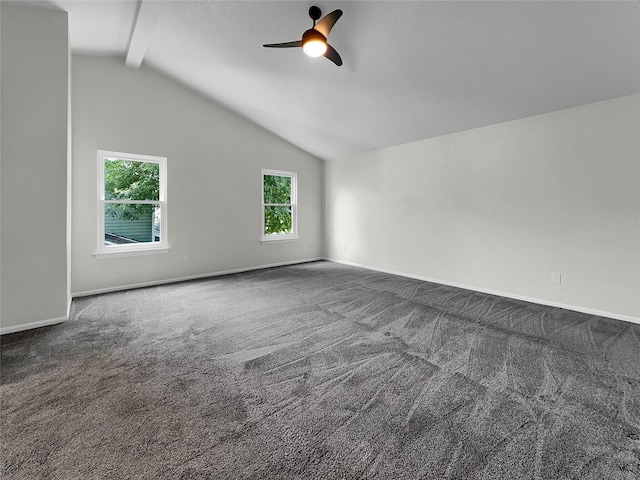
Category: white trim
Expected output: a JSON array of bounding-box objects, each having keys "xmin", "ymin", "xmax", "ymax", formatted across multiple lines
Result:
[
  {"xmin": 261, "ymin": 169, "xmax": 297, "ymax": 241},
  {"xmin": 103, "ymin": 200, "xmax": 161, "ymax": 205},
  {"xmin": 326, "ymin": 258, "xmax": 640, "ymax": 325},
  {"xmin": 97, "ymin": 150, "xmax": 168, "ymax": 255},
  {"xmin": 93, "ymin": 245, "xmax": 171, "ymax": 259},
  {"xmin": 72, "ymin": 257, "xmax": 324, "ymax": 298},
  {"xmin": 98, "ymin": 150, "xmax": 166, "ymax": 164},
  {"xmin": 1, "ymin": 316, "xmax": 68, "ymax": 336},
  {"xmin": 11, "ymin": 258, "xmax": 636, "ymax": 335},
  {"xmin": 260, "ymin": 235, "xmax": 299, "ymax": 244},
  {"xmin": 262, "ymin": 168, "xmax": 297, "ymax": 177}
]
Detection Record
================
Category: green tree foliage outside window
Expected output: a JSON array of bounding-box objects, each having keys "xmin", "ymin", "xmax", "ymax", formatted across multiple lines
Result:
[
  {"xmin": 263, "ymin": 174, "xmax": 293, "ymax": 235},
  {"xmin": 105, "ymin": 159, "xmax": 159, "ymax": 221}
]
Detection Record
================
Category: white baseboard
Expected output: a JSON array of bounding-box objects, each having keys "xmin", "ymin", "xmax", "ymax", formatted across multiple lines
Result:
[
  {"xmin": 1, "ymin": 316, "xmax": 68, "ymax": 336},
  {"xmin": 7, "ymin": 259, "xmax": 322, "ymax": 334},
  {"xmin": 326, "ymin": 258, "xmax": 640, "ymax": 326},
  {"xmin": 8, "ymin": 257, "xmax": 636, "ymax": 335},
  {"xmin": 72, "ymin": 257, "xmax": 324, "ymax": 298}
]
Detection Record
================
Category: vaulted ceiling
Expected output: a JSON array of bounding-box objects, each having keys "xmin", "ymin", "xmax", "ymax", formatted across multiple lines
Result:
[{"xmin": 34, "ymin": 0, "xmax": 640, "ymax": 160}]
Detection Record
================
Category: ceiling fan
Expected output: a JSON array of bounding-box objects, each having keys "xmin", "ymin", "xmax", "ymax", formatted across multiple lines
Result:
[{"xmin": 263, "ymin": 6, "xmax": 343, "ymax": 66}]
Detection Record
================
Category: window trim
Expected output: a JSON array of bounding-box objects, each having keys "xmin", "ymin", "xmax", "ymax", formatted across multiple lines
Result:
[
  {"xmin": 261, "ymin": 168, "xmax": 298, "ymax": 243},
  {"xmin": 94, "ymin": 150, "xmax": 169, "ymax": 259}
]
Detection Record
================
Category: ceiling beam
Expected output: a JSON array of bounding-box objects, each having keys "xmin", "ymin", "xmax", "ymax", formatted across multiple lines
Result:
[{"xmin": 125, "ymin": 0, "xmax": 163, "ymax": 69}]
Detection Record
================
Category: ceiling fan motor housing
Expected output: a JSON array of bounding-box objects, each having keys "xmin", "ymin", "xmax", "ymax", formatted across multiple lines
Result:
[{"xmin": 302, "ymin": 28, "xmax": 326, "ymax": 45}]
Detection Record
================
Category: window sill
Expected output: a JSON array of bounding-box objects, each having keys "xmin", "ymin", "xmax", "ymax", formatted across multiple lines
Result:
[
  {"xmin": 93, "ymin": 245, "xmax": 170, "ymax": 259},
  {"xmin": 260, "ymin": 235, "xmax": 299, "ymax": 244}
]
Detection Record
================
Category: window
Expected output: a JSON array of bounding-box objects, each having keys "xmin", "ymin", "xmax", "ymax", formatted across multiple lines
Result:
[
  {"xmin": 95, "ymin": 151, "xmax": 168, "ymax": 258},
  {"xmin": 261, "ymin": 169, "xmax": 297, "ymax": 242}
]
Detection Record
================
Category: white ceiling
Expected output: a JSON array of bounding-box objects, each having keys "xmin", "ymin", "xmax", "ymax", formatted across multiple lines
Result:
[{"xmin": 34, "ymin": 0, "xmax": 640, "ymax": 160}]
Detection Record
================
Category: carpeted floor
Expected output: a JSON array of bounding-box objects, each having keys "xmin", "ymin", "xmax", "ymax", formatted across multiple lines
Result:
[{"xmin": 1, "ymin": 260, "xmax": 639, "ymax": 479}]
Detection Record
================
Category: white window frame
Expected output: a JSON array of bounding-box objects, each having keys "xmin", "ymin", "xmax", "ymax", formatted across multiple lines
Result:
[
  {"xmin": 94, "ymin": 150, "xmax": 169, "ymax": 259},
  {"xmin": 261, "ymin": 169, "xmax": 298, "ymax": 243}
]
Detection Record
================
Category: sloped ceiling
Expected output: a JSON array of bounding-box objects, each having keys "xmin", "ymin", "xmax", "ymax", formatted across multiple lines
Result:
[{"xmin": 37, "ymin": 0, "xmax": 640, "ymax": 160}]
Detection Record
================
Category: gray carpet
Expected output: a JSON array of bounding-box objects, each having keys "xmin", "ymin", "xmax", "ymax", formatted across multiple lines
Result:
[{"xmin": 1, "ymin": 260, "xmax": 639, "ymax": 479}]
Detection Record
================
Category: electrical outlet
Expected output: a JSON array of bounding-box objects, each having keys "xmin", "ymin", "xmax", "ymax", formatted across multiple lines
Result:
[
  {"xmin": 551, "ymin": 272, "xmax": 561, "ymax": 284},
  {"xmin": 183, "ymin": 255, "xmax": 190, "ymax": 264}
]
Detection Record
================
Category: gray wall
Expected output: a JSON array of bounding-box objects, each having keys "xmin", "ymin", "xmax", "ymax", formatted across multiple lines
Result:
[
  {"xmin": 71, "ymin": 55, "xmax": 324, "ymax": 295},
  {"xmin": 326, "ymin": 94, "xmax": 640, "ymax": 321},
  {"xmin": 1, "ymin": 4, "xmax": 70, "ymax": 332}
]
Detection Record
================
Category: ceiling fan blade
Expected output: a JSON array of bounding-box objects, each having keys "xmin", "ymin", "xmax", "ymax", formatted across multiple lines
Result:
[
  {"xmin": 324, "ymin": 44, "xmax": 342, "ymax": 66},
  {"xmin": 263, "ymin": 40, "xmax": 302, "ymax": 48},
  {"xmin": 313, "ymin": 9, "xmax": 343, "ymax": 38}
]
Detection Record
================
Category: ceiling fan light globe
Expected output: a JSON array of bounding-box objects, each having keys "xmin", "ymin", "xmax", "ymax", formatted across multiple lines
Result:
[{"xmin": 303, "ymin": 39, "xmax": 327, "ymax": 57}]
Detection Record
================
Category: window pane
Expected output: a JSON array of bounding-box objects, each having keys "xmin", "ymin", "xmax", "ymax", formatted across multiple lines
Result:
[
  {"xmin": 263, "ymin": 175, "xmax": 291, "ymax": 204},
  {"xmin": 105, "ymin": 159, "xmax": 160, "ymax": 201},
  {"xmin": 264, "ymin": 205, "xmax": 292, "ymax": 235},
  {"xmin": 104, "ymin": 204, "xmax": 160, "ymax": 245}
]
